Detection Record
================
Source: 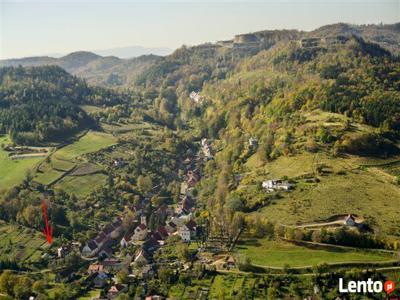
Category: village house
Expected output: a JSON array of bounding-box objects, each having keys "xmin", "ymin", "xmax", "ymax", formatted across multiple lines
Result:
[
  {"xmin": 133, "ymin": 249, "xmax": 150, "ymax": 266},
  {"xmin": 179, "ymin": 225, "xmax": 191, "ymax": 242},
  {"xmin": 93, "ymin": 271, "xmax": 110, "ymax": 288},
  {"xmin": 88, "ymin": 264, "xmax": 104, "ymax": 274},
  {"xmin": 107, "ymin": 284, "xmax": 127, "ymax": 299},
  {"xmin": 165, "ymin": 221, "xmax": 177, "ymax": 234},
  {"xmin": 120, "ymin": 231, "xmax": 134, "ymax": 248},
  {"xmin": 57, "ymin": 246, "xmax": 66, "ymax": 258},
  {"xmin": 179, "ymin": 220, "xmax": 197, "ymax": 242},
  {"xmin": 99, "ymin": 247, "xmax": 113, "ymax": 259},
  {"xmin": 201, "ymin": 138, "xmax": 213, "ymax": 159},
  {"xmin": 248, "ymin": 137, "xmax": 258, "ymax": 148},
  {"xmin": 113, "ymin": 158, "xmax": 125, "ymax": 168},
  {"xmin": 345, "ymin": 214, "xmax": 356, "ymax": 226},
  {"xmin": 189, "ymin": 91, "xmax": 203, "ymax": 103},
  {"xmin": 82, "ymin": 240, "xmax": 99, "ymax": 257},
  {"xmin": 180, "ymin": 195, "xmax": 195, "ymax": 214},
  {"xmin": 187, "ymin": 170, "xmax": 200, "ymax": 188},
  {"xmin": 262, "ymin": 179, "xmax": 293, "ymax": 193},
  {"xmin": 132, "ymin": 223, "xmax": 148, "ymax": 241}
]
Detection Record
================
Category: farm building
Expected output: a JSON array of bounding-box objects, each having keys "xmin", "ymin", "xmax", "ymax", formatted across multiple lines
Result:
[{"xmin": 262, "ymin": 179, "xmax": 293, "ymax": 192}]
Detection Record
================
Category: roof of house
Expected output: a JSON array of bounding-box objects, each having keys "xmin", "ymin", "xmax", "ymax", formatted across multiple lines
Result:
[
  {"xmin": 99, "ymin": 247, "xmax": 113, "ymax": 258},
  {"xmin": 103, "ymin": 224, "xmax": 115, "ymax": 235},
  {"xmin": 86, "ymin": 240, "xmax": 98, "ymax": 251},
  {"xmin": 135, "ymin": 249, "xmax": 150, "ymax": 262},
  {"xmin": 108, "ymin": 284, "xmax": 125, "ymax": 293},
  {"xmin": 138, "ymin": 223, "xmax": 146, "ymax": 230},
  {"xmin": 186, "ymin": 220, "xmax": 197, "ymax": 231},
  {"xmin": 95, "ymin": 232, "xmax": 107, "ymax": 244},
  {"xmin": 152, "ymin": 232, "xmax": 163, "ymax": 241},
  {"xmin": 168, "ymin": 221, "xmax": 177, "ymax": 228},
  {"xmin": 123, "ymin": 231, "xmax": 134, "ymax": 242},
  {"xmin": 158, "ymin": 226, "xmax": 169, "ymax": 238},
  {"xmin": 88, "ymin": 264, "xmax": 104, "ymax": 273}
]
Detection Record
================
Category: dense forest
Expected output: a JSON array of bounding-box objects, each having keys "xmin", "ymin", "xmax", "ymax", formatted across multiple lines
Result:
[{"xmin": 0, "ymin": 66, "xmax": 126, "ymax": 144}]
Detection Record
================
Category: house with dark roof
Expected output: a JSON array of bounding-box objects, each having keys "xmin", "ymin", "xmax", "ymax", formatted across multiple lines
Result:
[
  {"xmin": 133, "ymin": 249, "xmax": 151, "ymax": 266},
  {"xmin": 345, "ymin": 214, "xmax": 356, "ymax": 226},
  {"xmin": 158, "ymin": 226, "xmax": 169, "ymax": 239},
  {"xmin": 93, "ymin": 271, "xmax": 110, "ymax": 288},
  {"xmin": 82, "ymin": 240, "xmax": 99, "ymax": 257},
  {"xmin": 120, "ymin": 231, "xmax": 134, "ymax": 248}
]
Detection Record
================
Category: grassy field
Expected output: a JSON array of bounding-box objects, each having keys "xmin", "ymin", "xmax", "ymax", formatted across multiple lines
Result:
[
  {"xmin": 54, "ymin": 131, "xmax": 117, "ymax": 161},
  {"xmin": 235, "ymin": 239, "xmax": 394, "ymax": 268},
  {"xmin": 51, "ymin": 158, "xmax": 76, "ymax": 171},
  {"xmin": 241, "ymin": 149, "xmax": 400, "ymax": 237},
  {"xmin": 0, "ymin": 222, "xmax": 49, "ymax": 264},
  {"xmin": 0, "ymin": 135, "xmax": 45, "ymax": 190},
  {"xmin": 54, "ymin": 173, "xmax": 107, "ymax": 197}
]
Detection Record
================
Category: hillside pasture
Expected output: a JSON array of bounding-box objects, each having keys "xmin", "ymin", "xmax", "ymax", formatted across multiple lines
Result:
[
  {"xmin": 235, "ymin": 239, "xmax": 394, "ymax": 268},
  {"xmin": 54, "ymin": 173, "xmax": 107, "ymax": 197},
  {"xmin": 54, "ymin": 131, "xmax": 117, "ymax": 161},
  {"xmin": 0, "ymin": 135, "xmax": 45, "ymax": 190}
]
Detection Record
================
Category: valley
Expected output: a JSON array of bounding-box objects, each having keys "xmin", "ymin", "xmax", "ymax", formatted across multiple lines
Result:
[{"xmin": 0, "ymin": 22, "xmax": 399, "ymax": 299}]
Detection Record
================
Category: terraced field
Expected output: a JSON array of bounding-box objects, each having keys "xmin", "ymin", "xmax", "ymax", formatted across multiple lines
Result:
[{"xmin": 0, "ymin": 222, "xmax": 49, "ymax": 264}]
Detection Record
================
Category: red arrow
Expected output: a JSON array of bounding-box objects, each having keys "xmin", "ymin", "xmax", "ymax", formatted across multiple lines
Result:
[{"xmin": 42, "ymin": 200, "xmax": 53, "ymax": 244}]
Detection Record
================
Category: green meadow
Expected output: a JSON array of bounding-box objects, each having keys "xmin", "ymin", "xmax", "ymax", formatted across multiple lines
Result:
[
  {"xmin": 0, "ymin": 135, "xmax": 45, "ymax": 190},
  {"xmin": 235, "ymin": 239, "xmax": 394, "ymax": 268},
  {"xmin": 54, "ymin": 131, "xmax": 117, "ymax": 161}
]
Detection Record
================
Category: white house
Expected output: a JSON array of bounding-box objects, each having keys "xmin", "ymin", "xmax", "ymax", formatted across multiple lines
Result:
[
  {"xmin": 189, "ymin": 91, "xmax": 203, "ymax": 103},
  {"xmin": 179, "ymin": 225, "xmax": 191, "ymax": 242},
  {"xmin": 249, "ymin": 137, "xmax": 258, "ymax": 147},
  {"xmin": 132, "ymin": 224, "xmax": 148, "ymax": 241},
  {"xmin": 262, "ymin": 179, "xmax": 293, "ymax": 193}
]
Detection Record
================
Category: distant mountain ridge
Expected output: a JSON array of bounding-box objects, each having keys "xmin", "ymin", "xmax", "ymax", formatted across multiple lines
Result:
[
  {"xmin": 93, "ymin": 45, "xmax": 172, "ymax": 58},
  {"xmin": 1, "ymin": 23, "xmax": 398, "ymax": 88},
  {"xmin": 0, "ymin": 51, "xmax": 162, "ymax": 87}
]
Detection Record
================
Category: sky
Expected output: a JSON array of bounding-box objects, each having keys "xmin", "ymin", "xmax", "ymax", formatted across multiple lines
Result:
[{"xmin": 0, "ymin": 0, "xmax": 399, "ymax": 59}]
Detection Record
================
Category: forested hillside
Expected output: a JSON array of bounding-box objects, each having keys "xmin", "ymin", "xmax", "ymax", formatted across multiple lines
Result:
[{"xmin": 0, "ymin": 66, "xmax": 125, "ymax": 144}]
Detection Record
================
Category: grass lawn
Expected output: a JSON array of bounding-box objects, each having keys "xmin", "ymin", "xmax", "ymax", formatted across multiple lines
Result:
[
  {"xmin": 235, "ymin": 239, "xmax": 394, "ymax": 268},
  {"xmin": 253, "ymin": 167, "xmax": 400, "ymax": 236},
  {"xmin": 0, "ymin": 135, "xmax": 45, "ymax": 190},
  {"xmin": 54, "ymin": 131, "xmax": 117, "ymax": 161},
  {"xmin": 55, "ymin": 173, "xmax": 107, "ymax": 196}
]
